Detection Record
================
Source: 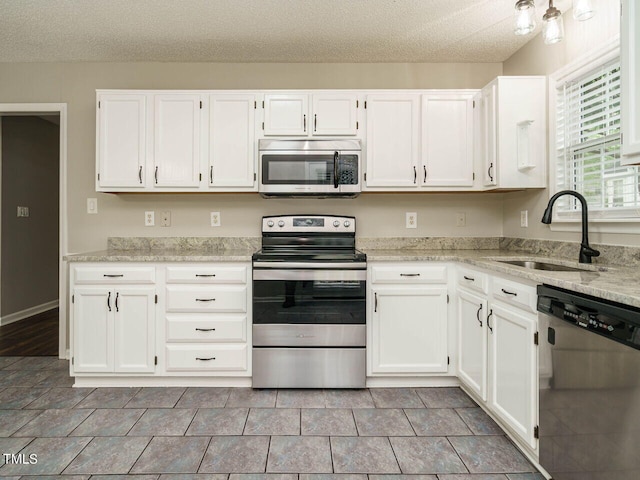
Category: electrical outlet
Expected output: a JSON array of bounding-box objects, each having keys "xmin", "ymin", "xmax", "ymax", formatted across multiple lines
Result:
[
  {"xmin": 406, "ymin": 212, "xmax": 417, "ymax": 229},
  {"xmin": 145, "ymin": 211, "xmax": 155, "ymax": 227},
  {"xmin": 161, "ymin": 211, "xmax": 171, "ymax": 227},
  {"xmin": 520, "ymin": 210, "xmax": 528, "ymax": 227},
  {"xmin": 87, "ymin": 198, "xmax": 98, "ymax": 214},
  {"xmin": 456, "ymin": 212, "xmax": 466, "ymax": 227},
  {"xmin": 16, "ymin": 206, "xmax": 30, "ymax": 217},
  {"xmin": 211, "ymin": 211, "xmax": 221, "ymax": 227}
]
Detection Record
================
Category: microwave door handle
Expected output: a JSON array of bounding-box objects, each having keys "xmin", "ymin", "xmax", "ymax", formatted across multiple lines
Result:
[{"xmin": 333, "ymin": 151, "xmax": 339, "ymax": 188}]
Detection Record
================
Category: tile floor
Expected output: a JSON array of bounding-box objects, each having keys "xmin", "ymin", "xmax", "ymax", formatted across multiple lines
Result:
[{"xmin": 0, "ymin": 356, "xmax": 546, "ymax": 479}]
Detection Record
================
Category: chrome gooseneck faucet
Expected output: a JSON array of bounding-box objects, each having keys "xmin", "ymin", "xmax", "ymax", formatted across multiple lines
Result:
[{"xmin": 541, "ymin": 190, "xmax": 600, "ymax": 264}]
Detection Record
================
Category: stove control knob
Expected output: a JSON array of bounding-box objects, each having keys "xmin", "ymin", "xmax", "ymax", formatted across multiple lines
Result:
[
  {"xmin": 267, "ymin": 220, "xmax": 274, "ymax": 228},
  {"xmin": 343, "ymin": 220, "xmax": 351, "ymax": 227},
  {"xmin": 278, "ymin": 220, "xmax": 285, "ymax": 228},
  {"xmin": 333, "ymin": 220, "xmax": 340, "ymax": 227}
]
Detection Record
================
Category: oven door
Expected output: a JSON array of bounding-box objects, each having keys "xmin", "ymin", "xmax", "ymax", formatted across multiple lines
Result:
[{"xmin": 259, "ymin": 150, "xmax": 360, "ymax": 196}]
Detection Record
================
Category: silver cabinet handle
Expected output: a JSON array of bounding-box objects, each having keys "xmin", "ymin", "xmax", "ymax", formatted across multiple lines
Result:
[
  {"xmin": 487, "ymin": 309, "xmax": 493, "ymax": 333},
  {"xmin": 107, "ymin": 291, "xmax": 111, "ymax": 312},
  {"xmin": 210, "ymin": 165, "xmax": 213, "ymax": 184},
  {"xmin": 314, "ymin": 114, "xmax": 317, "ymax": 132},
  {"xmin": 196, "ymin": 357, "xmax": 216, "ymax": 361},
  {"xmin": 488, "ymin": 163, "xmax": 494, "ymax": 182},
  {"xmin": 115, "ymin": 292, "xmax": 119, "ymax": 312},
  {"xmin": 104, "ymin": 274, "xmax": 124, "ymax": 278},
  {"xmin": 400, "ymin": 273, "xmax": 421, "ymax": 277},
  {"xmin": 138, "ymin": 166, "xmax": 143, "ymax": 184},
  {"xmin": 463, "ymin": 275, "xmax": 475, "ymax": 282},
  {"xmin": 195, "ymin": 274, "xmax": 216, "ymax": 278},
  {"xmin": 501, "ymin": 288, "xmax": 517, "ymax": 296},
  {"xmin": 374, "ymin": 292, "xmax": 378, "ymax": 312},
  {"xmin": 195, "ymin": 298, "xmax": 216, "ymax": 302},
  {"xmin": 195, "ymin": 328, "xmax": 216, "ymax": 332},
  {"xmin": 303, "ymin": 114, "xmax": 306, "ymax": 132},
  {"xmin": 155, "ymin": 166, "xmax": 159, "ymax": 184},
  {"xmin": 476, "ymin": 304, "xmax": 483, "ymax": 327}
]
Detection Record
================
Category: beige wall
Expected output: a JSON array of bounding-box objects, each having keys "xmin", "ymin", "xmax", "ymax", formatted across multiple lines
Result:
[
  {"xmin": 1, "ymin": 116, "xmax": 59, "ymax": 316},
  {"xmin": 501, "ymin": 0, "xmax": 640, "ymax": 247},
  {"xmin": 0, "ymin": 62, "xmax": 504, "ymax": 253}
]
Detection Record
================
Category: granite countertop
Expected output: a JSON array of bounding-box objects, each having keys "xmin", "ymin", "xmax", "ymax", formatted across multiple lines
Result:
[{"xmin": 64, "ymin": 247, "xmax": 256, "ymax": 263}]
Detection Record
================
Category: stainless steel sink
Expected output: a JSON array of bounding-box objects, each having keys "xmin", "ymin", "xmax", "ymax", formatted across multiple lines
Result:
[{"xmin": 495, "ymin": 260, "xmax": 593, "ymax": 272}]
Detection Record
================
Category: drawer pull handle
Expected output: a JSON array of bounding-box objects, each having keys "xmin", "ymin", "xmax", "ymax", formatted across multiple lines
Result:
[
  {"xmin": 400, "ymin": 273, "xmax": 421, "ymax": 277},
  {"xmin": 463, "ymin": 275, "xmax": 475, "ymax": 281},
  {"xmin": 196, "ymin": 357, "xmax": 216, "ymax": 361},
  {"xmin": 195, "ymin": 298, "xmax": 216, "ymax": 302},
  {"xmin": 103, "ymin": 274, "xmax": 124, "ymax": 278},
  {"xmin": 195, "ymin": 274, "xmax": 216, "ymax": 277},
  {"xmin": 501, "ymin": 288, "xmax": 517, "ymax": 296},
  {"xmin": 195, "ymin": 328, "xmax": 216, "ymax": 332},
  {"xmin": 487, "ymin": 309, "xmax": 493, "ymax": 333},
  {"xmin": 107, "ymin": 291, "xmax": 112, "ymax": 312},
  {"xmin": 374, "ymin": 292, "xmax": 378, "ymax": 312},
  {"xmin": 115, "ymin": 292, "xmax": 119, "ymax": 312},
  {"xmin": 476, "ymin": 304, "xmax": 483, "ymax": 327}
]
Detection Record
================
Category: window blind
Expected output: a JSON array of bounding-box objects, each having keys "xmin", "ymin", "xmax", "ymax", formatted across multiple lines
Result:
[{"xmin": 555, "ymin": 58, "xmax": 640, "ymax": 216}]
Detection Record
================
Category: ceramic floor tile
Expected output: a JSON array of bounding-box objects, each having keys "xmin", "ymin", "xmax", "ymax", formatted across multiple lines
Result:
[
  {"xmin": 175, "ymin": 387, "xmax": 231, "ymax": 408},
  {"xmin": 125, "ymin": 387, "xmax": 186, "ymax": 408},
  {"xmin": 404, "ymin": 408, "xmax": 473, "ymax": 436},
  {"xmin": 131, "ymin": 436, "xmax": 211, "ymax": 473},
  {"xmin": 276, "ymin": 390, "xmax": 326, "ymax": 408},
  {"xmin": 369, "ymin": 476, "xmax": 437, "ymax": 480},
  {"xmin": 389, "ymin": 436, "xmax": 468, "ymax": 474},
  {"xmin": 63, "ymin": 436, "xmax": 152, "ymax": 475},
  {"xmin": 0, "ymin": 437, "xmax": 35, "ymax": 464},
  {"xmin": 301, "ymin": 475, "xmax": 368, "ymax": 480},
  {"xmin": 0, "ymin": 369, "xmax": 55, "ymax": 387},
  {"xmin": 439, "ymin": 475, "xmax": 508, "ymax": 480},
  {"xmin": 449, "ymin": 436, "xmax": 535, "ymax": 474},
  {"xmin": 3, "ymin": 357, "xmax": 64, "ymax": 370},
  {"xmin": 331, "ymin": 437, "xmax": 400, "ymax": 474},
  {"xmin": 75, "ymin": 387, "xmax": 141, "ymax": 408},
  {"xmin": 369, "ymin": 388, "xmax": 424, "ymax": 408},
  {"xmin": 186, "ymin": 408, "xmax": 249, "ymax": 436},
  {"xmin": 13, "ymin": 408, "xmax": 94, "ymax": 437},
  {"xmin": 301, "ymin": 409, "xmax": 357, "ymax": 436},
  {"xmin": 162, "ymin": 475, "xmax": 229, "ymax": 480},
  {"xmin": 34, "ymin": 369, "xmax": 75, "ymax": 387},
  {"xmin": 505, "ymin": 474, "xmax": 546, "ymax": 480},
  {"xmin": 226, "ymin": 388, "xmax": 277, "ymax": 408},
  {"xmin": 266, "ymin": 436, "xmax": 332, "ymax": 473},
  {"xmin": 24, "ymin": 387, "xmax": 94, "ymax": 409},
  {"xmin": 128, "ymin": 408, "xmax": 197, "ymax": 436},
  {"xmin": 415, "ymin": 388, "xmax": 476, "ymax": 409},
  {"xmin": 324, "ymin": 390, "xmax": 374, "ymax": 409},
  {"xmin": 0, "ymin": 357, "xmax": 22, "ymax": 369},
  {"xmin": 230, "ymin": 475, "xmax": 298, "ymax": 480},
  {"xmin": 23, "ymin": 476, "xmax": 92, "ymax": 480},
  {"xmin": 0, "ymin": 437, "xmax": 91, "ymax": 475},
  {"xmin": 0, "ymin": 409, "xmax": 43, "ymax": 436},
  {"xmin": 70, "ymin": 408, "xmax": 145, "ymax": 436},
  {"xmin": 90, "ymin": 476, "xmax": 158, "ymax": 480},
  {"xmin": 199, "ymin": 436, "xmax": 270, "ymax": 473},
  {"xmin": 0, "ymin": 387, "xmax": 49, "ymax": 409},
  {"xmin": 456, "ymin": 408, "xmax": 504, "ymax": 435},
  {"xmin": 352, "ymin": 409, "xmax": 414, "ymax": 436},
  {"xmin": 244, "ymin": 408, "xmax": 300, "ymax": 436}
]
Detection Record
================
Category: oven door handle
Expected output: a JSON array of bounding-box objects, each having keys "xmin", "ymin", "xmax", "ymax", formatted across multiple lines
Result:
[
  {"xmin": 253, "ymin": 262, "xmax": 366, "ymax": 270},
  {"xmin": 253, "ymin": 267, "xmax": 366, "ymax": 281}
]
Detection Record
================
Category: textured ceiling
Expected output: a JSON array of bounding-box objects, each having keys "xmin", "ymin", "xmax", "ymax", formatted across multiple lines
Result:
[{"xmin": 0, "ymin": 0, "xmax": 561, "ymax": 63}]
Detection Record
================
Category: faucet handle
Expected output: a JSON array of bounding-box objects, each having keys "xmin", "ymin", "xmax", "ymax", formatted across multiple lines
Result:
[{"xmin": 579, "ymin": 245, "xmax": 600, "ymax": 263}]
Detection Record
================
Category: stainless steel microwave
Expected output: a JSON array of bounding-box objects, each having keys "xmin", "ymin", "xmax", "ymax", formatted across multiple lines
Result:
[{"xmin": 258, "ymin": 139, "xmax": 361, "ymax": 198}]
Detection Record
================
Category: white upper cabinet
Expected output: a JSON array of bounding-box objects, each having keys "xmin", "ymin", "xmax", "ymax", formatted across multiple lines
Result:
[
  {"xmin": 478, "ymin": 77, "xmax": 546, "ymax": 189},
  {"xmin": 153, "ymin": 94, "xmax": 202, "ymax": 188},
  {"xmin": 262, "ymin": 93, "xmax": 359, "ymax": 136},
  {"xmin": 364, "ymin": 94, "xmax": 421, "ymax": 188},
  {"xmin": 421, "ymin": 92, "xmax": 475, "ymax": 187},
  {"xmin": 96, "ymin": 93, "xmax": 147, "ymax": 190},
  {"xmin": 622, "ymin": 0, "xmax": 640, "ymax": 164},
  {"xmin": 209, "ymin": 94, "xmax": 257, "ymax": 189}
]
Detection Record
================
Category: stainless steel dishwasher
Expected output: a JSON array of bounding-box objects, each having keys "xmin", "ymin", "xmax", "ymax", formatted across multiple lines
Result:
[{"xmin": 537, "ymin": 284, "xmax": 640, "ymax": 480}]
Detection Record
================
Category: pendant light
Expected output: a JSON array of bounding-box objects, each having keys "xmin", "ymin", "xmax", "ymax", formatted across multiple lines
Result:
[
  {"xmin": 573, "ymin": 0, "xmax": 596, "ymax": 21},
  {"xmin": 514, "ymin": 0, "xmax": 536, "ymax": 36},
  {"xmin": 543, "ymin": 0, "xmax": 565, "ymax": 45}
]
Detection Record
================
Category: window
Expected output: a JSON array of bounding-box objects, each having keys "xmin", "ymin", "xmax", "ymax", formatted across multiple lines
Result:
[{"xmin": 554, "ymin": 50, "xmax": 640, "ymax": 221}]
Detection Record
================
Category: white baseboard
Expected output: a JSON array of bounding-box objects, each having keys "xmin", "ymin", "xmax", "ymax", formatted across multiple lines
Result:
[{"xmin": 0, "ymin": 300, "xmax": 59, "ymax": 326}]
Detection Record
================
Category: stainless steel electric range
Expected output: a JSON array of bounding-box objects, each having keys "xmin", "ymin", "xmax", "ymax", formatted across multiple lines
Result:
[{"xmin": 252, "ymin": 215, "xmax": 366, "ymax": 388}]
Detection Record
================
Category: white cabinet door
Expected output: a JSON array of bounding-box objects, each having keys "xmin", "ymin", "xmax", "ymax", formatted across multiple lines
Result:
[
  {"xmin": 622, "ymin": 0, "xmax": 640, "ymax": 163},
  {"xmin": 113, "ymin": 287, "xmax": 156, "ymax": 373},
  {"xmin": 97, "ymin": 93, "xmax": 147, "ymax": 189},
  {"xmin": 365, "ymin": 94, "xmax": 420, "ymax": 188},
  {"xmin": 153, "ymin": 94, "xmax": 201, "ymax": 187},
  {"xmin": 73, "ymin": 287, "xmax": 114, "ymax": 373},
  {"xmin": 311, "ymin": 94, "xmax": 358, "ymax": 136},
  {"xmin": 488, "ymin": 302, "xmax": 538, "ymax": 449},
  {"xmin": 370, "ymin": 286, "xmax": 448, "ymax": 374},
  {"xmin": 421, "ymin": 93, "xmax": 474, "ymax": 187},
  {"xmin": 457, "ymin": 288, "xmax": 488, "ymax": 401},
  {"xmin": 263, "ymin": 94, "xmax": 308, "ymax": 136},
  {"xmin": 209, "ymin": 94, "xmax": 256, "ymax": 188},
  {"xmin": 480, "ymin": 83, "xmax": 497, "ymax": 187}
]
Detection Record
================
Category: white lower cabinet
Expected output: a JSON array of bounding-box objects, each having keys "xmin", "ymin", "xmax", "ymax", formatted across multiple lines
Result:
[
  {"xmin": 368, "ymin": 263, "xmax": 449, "ymax": 375},
  {"xmin": 457, "ymin": 266, "xmax": 538, "ymax": 451}
]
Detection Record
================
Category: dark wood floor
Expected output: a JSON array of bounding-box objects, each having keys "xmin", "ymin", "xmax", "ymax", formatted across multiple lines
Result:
[{"xmin": 0, "ymin": 308, "xmax": 59, "ymax": 356}]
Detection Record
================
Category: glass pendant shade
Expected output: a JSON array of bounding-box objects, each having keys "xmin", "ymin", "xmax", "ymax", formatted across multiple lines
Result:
[
  {"xmin": 573, "ymin": 0, "xmax": 596, "ymax": 21},
  {"xmin": 543, "ymin": 2, "xmax": 565, "ymax": 44},
  {"xmin": 514, "ymin": 0, "xmax": 536, "ymax": 35}
]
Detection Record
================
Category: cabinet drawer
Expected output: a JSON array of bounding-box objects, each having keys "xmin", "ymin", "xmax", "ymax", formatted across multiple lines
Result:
[
  {"xmin": 165, "ymin": 285, "xmax": 247, "ymax": 313},
  {"xmin": 166, "ymin": 315, "xmax": 247, "ymax": 342},
  {"xmin": 165, "ymin": 344, "xmax": 248, "ymax": 371},
  {"xmin": 456, "ymin": 267, "xmax": 488, "ymax": 294},
  {"xmin": 371, "ymin": 265, "xmax": 447, "ymax": 284},
  {"xmin": 491, "ymin": 277, "xmax": 536, "ymax": 313},
  {"xmin": 73, "ymin": 266, "xmax": 155, "ymax": 284},
  {"xmin": 165, "ymin": 265, "xmax": 247, "ymax": 284}
]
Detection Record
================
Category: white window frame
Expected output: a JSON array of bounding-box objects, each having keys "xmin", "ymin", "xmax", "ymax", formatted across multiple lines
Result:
[{"xmin": 548, "ymin": 36, "xmax": 640, "ymax": 234}]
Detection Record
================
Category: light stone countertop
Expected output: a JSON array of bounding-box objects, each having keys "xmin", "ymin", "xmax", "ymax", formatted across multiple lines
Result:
[{"xmin": 64, "ymin": 247, "xmax": 256, "ymax": 263}]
